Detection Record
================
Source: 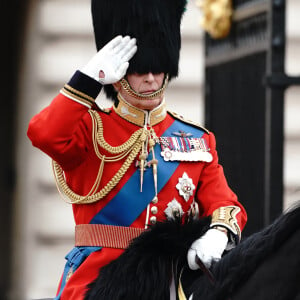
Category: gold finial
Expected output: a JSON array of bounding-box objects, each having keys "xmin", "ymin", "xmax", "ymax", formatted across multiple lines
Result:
[{"xmin": 196, "ymin": 0, "xmax": 233, "ymax": 39}]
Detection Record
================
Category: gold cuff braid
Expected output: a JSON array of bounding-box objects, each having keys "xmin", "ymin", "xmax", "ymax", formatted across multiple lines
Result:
[{"xmin": 211, "ymin": 206, "xmax": 241, "ymax": 241}]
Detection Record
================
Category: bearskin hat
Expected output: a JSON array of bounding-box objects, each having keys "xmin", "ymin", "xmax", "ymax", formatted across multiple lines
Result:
[{"xmin": 91, "ymin": 0, "xmax": 187, "ymax": 100}]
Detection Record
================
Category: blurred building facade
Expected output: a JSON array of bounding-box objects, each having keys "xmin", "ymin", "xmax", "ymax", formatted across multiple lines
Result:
[{"xmin": 11, "ymin": 0, "xmax": 300, "ymax": 299}]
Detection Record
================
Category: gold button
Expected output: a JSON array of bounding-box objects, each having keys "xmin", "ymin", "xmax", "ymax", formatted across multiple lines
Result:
[
  {"xmin": 151, "ymin": 206, "xmax": 158, "ymax": 214},
  {"xmin": 150, "ymin": 216, "xmax": 157, "ymax": 224},
  {"xmin": 152, "ymin": 196, "xmax": 158, "ymax": 204}
]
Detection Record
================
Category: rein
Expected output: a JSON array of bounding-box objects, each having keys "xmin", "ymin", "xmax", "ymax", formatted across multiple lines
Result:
[
  {"xmin": 195, "ymin": 256, "xmax": 232, "ymax": 300},
  {"xmin": 195, "ymin": 256, "xmax": 216, "ymax": 285}
]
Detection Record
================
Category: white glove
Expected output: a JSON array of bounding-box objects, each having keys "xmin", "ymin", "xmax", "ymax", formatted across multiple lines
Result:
[
  {"xmin": 81, "ymin": 35, "xmax": 137, "ymax": 85},
  {"xmin": 187, "ymin": 228, "xmax": 228, "ymax": 270}
]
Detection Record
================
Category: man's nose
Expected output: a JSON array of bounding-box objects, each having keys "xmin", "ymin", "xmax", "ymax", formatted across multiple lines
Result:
[{"xmin": 144, "ymin": 73, "xmax": 155, "ymax": 82}]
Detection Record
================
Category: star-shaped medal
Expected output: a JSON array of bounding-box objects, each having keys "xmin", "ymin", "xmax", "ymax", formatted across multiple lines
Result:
[{"xmin": 176, "ymin": 172, "xmax": 195, "ymax": 201}]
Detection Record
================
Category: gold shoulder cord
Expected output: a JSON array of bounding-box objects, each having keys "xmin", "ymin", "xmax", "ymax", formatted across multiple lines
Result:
[{"xmin": 52, "ymin": 110, "xmax": 147, "ymax": 204}]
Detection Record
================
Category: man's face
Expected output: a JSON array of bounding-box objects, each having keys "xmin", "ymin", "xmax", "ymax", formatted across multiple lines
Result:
[{"xmin": 119, "ymin": 72, "xmax": 165, "ymax": 110}]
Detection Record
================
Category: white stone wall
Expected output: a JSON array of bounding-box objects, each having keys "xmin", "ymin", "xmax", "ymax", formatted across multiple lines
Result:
[
  {"xmin": 284, "ymin": 0, "xmax": 300, "ymax": 209},
  {"xmin": 12, "ymin": 0, "xmax": 300, "ymax": 299}
]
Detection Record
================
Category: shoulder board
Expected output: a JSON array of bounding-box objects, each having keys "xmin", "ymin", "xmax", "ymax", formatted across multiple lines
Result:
[{"xmin": 167, "ymin": 111, "xmax": 210, "ymax": 134}]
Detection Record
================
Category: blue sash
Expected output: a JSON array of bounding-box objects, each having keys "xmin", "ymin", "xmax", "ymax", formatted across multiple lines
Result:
[{"xmin": 90, "ymin": 119, "xmax": 205, "ymax": 226}]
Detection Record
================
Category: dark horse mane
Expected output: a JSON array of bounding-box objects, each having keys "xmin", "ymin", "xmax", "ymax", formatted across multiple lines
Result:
[
  {"xmin": 84, "ymin": 216, "xmax": 212, "ymax": 300},
  {"xmin": 84, "ymin": 204, "xmax": 300, "ymax": 300}
]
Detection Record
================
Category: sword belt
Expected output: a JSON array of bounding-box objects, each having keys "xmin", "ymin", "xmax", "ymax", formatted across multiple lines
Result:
[{"xmin": 75, "ymin": 224, "xmax": 145, "ymax": 249}]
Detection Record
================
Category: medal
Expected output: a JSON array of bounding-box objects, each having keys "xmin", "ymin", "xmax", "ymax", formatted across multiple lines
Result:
[
  {"xmin": 160, "ymin": 136, "xmax": 213, "ymax": 162},
  {"xmin": 164, "ymin": 199, "xmax": 184, "ymax": 220},
  {"xmin": 176, "ymin": 172, "xmax": 196, "ymax": 201}
]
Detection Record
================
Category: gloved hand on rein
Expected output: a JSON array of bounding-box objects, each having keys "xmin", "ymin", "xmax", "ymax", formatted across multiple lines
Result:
[
  {"xmin": 187, "ymin": 228, "xmax": 228, "ymax": 269},
  {"xmin": 81, "ymin": 35, "xmax": 137, "ymax": 85}
]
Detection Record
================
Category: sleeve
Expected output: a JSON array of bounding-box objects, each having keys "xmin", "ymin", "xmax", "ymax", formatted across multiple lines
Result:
[
  {"xmin": 196, "ymin": 132, "xmax": 247, "ymax": 243},
  {"xmin": 27, "ymin": 71, "xmax": 103, "ymax": 170}
]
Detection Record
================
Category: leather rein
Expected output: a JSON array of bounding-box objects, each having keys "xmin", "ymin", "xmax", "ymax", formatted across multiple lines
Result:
[{"xmin": 195, "ymin": 256, "xmax": 232, "ymax": 300}]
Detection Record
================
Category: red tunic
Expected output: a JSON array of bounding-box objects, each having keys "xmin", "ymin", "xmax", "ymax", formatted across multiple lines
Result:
[{"xmin": 27, "ymin": 72, "xmax": 247, "ymax": 300}]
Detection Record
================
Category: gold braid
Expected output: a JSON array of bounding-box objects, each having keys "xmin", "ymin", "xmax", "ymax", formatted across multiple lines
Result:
[
  {"xmin": 91, "ymin": 110, "xmax": 145, "ymax": 154},
  {"xmin": 52, "ymin": 110, "xmax": 147, "ymax": 204}
]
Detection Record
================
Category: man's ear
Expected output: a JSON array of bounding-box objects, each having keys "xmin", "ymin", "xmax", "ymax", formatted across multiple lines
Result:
[{"xmin": 113, "ymin": 81, "xmax": 121, "ymax": 92}]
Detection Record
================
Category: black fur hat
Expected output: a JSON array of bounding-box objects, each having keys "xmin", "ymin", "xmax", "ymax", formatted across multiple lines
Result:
[{"xmin": 91, "ymin": 0, "xmax": 187, "ymax": 100}]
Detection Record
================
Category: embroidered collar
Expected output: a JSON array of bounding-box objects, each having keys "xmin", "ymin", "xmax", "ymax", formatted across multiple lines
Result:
[{"xmin": 113, "ymin": 93, "xmax": 167, "ymax": 127}]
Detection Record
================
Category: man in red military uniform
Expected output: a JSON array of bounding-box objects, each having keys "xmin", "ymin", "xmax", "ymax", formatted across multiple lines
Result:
[{"xmin": 27, "ymin": 0, "xmax": 247, "ymax": 299}]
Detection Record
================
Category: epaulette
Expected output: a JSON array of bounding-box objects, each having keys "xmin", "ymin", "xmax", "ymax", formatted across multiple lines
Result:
[{"xmin": 168, "ymin": 111, "xmax": 210, "ymax": 134}]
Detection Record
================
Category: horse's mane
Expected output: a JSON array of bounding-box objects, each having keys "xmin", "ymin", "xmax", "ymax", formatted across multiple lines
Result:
[
  {"xmin": 188, "ymin": 204, "xmax": 300, "ymax": 299},
  {"xmin": 84, "ymin": 216, "xmax": 211, "ymax": 300}
]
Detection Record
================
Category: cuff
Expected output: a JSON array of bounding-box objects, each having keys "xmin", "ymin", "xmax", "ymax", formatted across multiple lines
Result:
[
  {"xmin": 60, "ymin": 71, "xmax": 103, "ymax": 108},
  {"xmin": 210, "ymin": 206, "xmax": 241, "ymax": 247}
]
